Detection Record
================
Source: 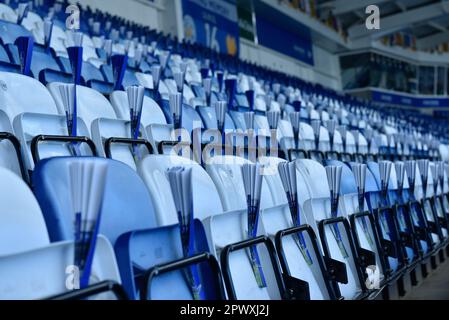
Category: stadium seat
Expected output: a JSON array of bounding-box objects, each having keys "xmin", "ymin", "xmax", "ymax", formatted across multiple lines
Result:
[
  {"xmin": 204, "ymin": 155, "xmax": 284, "ymax": 300},
  {"xmin": 258, "ymin": 156, "xmax": 335, "ymax": 300},
  {"xmin": 296, "ymin": 159, "xmax": 366, "ymax": 300},
  {"xmin": 48, "ymin": 82, "xmax": 118, "ymax": 134},
  {"xmin": 32, "ymin": 157, "xmax": 160, "ymax": 299}
]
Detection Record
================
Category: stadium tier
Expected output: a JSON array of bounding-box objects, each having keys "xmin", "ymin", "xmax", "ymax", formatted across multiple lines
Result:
[{"xmin": 0, "ymin": 0, "xmax": 449, "ymax": 302}]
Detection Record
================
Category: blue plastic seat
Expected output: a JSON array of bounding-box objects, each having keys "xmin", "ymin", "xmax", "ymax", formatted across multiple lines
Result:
[
  {"xmin": 32, "ymin": 156, "xmax": 222, "ymax": 300},
  {"xmin": 33, "ymin": 157, "xmax": 159, "ymax": 298},
  {"xmin": 0, "ymin": 43, "xmax": 19, "ymax": 72},
  {"xmin": 82, "ymin": 61, "xmax": 107, "ymax": 83},
  {"xmin": 30, "ymin": 50, "xmax": 72, "ymax": 83},
  {"xmin": 115, "ymin": 220, "xmax": 222, "ymax": 300},
  {"xmin": 122, "ymin": 69, "xmax": 140, "ymax": 87},
  {"xmin": 0, "ymin": 20, "xmax": 32, "ymax": 45}
]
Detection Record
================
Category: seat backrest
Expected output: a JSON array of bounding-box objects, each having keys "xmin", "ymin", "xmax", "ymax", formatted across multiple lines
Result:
[
  {"xmin": 122, "ymin": 69, "xmax": 140, "ymax": 88},
  {"xmin": 33, "ymin": 157, "xmax": 158, "ymax": 245},
  {"xmin": 257, "ymin": 156, "xmax": 288, "ymax": 206},
  {"xmin": 298, "ymin": 122, "xmax": 314, "ymax": 150},
  {"xmin": 159, "ymin": 99, "xmax": 203, "ymax": 132},
  {"xmin": 326, "ymin": 160, "xmax": 357, "ymax": 195},
  {"xmin": 0, "ymin": 167, "xmax": 49, "ymax": 255},
  {"xmin": 82, "ymin": 61, "xmax": 105, "ymax": 82},
  {"xmin": 137, "ymin": 154, "xmax": 223, "ymax": 226},
  {"xmin": 31, "ymin": 50, "xmax": 61, "ymax": 78},
  {"xmin": 205, "ymin": 155, "xmax": 273, "ymax": 212},
  {"xmin": 0, "ymin": 71, "xmax": 59, "ymax": 124},
  {"xmin": 110, "ymin": 90, "xmax": 166, "ymax": 127},
  {"xmin": 48, "ymin": 82, "xmax": 117, "ymax": 133},
  {"xmin": 0, "ymin": 20, "xmax": 31, "ymax": 44},
  {"xmin": 367, "ymin": 161, "xmax": 395, "ymax": 191},
  {"xmin": 345, "ymin": 131, "xmax": 356, "ymax": 154},
  {"xmin": 0, "ymin": 44, "xmax": 9, "ymax": 62},
  {"xmin": 295, "ymin": 159, "xmax": 330, "ymax": 202},
  {"xmin": 0, "ymin": 3, "xmax": 16, "ymax": 22},
  {"xmin": 196, "ymin": 106, "xmax": 235, "ymax": 131}
]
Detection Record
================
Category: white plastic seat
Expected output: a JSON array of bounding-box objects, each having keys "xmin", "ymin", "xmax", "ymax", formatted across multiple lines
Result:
[
  {"xmin": 0, "ymin": 73, "xmax": 70, "ymax": 174},
  {"xmin": 254, "ymin": 96, "xmax": 266, "ymax": 113},
  {"xmin": 255, "ymin": 114, "xmax": 269, "ymax": 131},
  {"xmin": 205, "ymin": 155, "xmax": 273, "ymax": 212},
  {"xmin": 49, "ymin": 25, "xmax": 69, "ymax": 57},
  {"xmin": 357, "ymin": 133, "xmax": 369, "ymax": 154},
  {"xmin": 204, "ymin": 155, "xmax": 281, "ymax": 300},
  {"xmin": 298, "ymin": 123, "xmax": 315, "ymax": 151},
  {"xmin": 146, "ymin": 123, "xmax": 192, "ymax": 157},
  {"xmin": 0, "ymin": 72, "xmax": 58, "ymax": 125},
  {"xmin": 258, "ymin": 157, "xmax": 331, "ymax": 300},
  {"xmin": 48, "ymin": 82, "xmax": 118, "ymax": 135},
  {"xmin": 164, "ymin": 79, "xmax": 178, "ymax": 95},
  {"xmin": 0, "ymin": 164, "xmax": 122, "ymax": 300},
  {"xmin": 21, "ymin": 11, "xmax": 43, "ymax": 34},
  {"xmin": 296, "ymin": 159, "xmax": 363, "ymax": 300},
  {"xmin": 137, "ymin": 154, "xmax": 223, "ymax": 226},
  {"xmin": 344, "ymin": 131, "xmax": 357, "ymax": 155}
]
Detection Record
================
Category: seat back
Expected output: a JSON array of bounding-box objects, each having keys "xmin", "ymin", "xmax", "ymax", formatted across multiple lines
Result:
[
  {"xmin": 159, "ymin": 99, "xmax": 203, "ymax": 133},
  {"xmin": 196, "ymin": 106, "xmax": 235, "ymax": 131},
  {"xmin": 48, "ymin": 82, "xmax": 117, "ymax": 133},
  {"xmin": 137, "ymin": 155, "xmax": 223, "ymax": 226},
  {"xmin": 90, "ymin": 117, "xmax": 151, "ymax": 170},
  {"xmin": 0, "ymin": 72, "xmax": 59, "ymax": 124},
  {"xmin": 110, "ymin": 90, "xmax": 166, "ymax": 127},
  {"xmin": 298, "ymin": 123, "xmax": 314, "ymax": 151},
  {"xmin": 82, "ymin": 61, "xmax": 105, "ymax": 82},
  {"xmin": 0, "ymin": 167, "xmax": 49, "ymax": 255},
  {"xmin": 0, "ymin": 20, "xmax": 31, "ymax": 44},
  {"xmin": 205, "ymin": 155, "xmax": 273, "ymax": 212},
  {"xmin": 204, "ymin": 155, "xmax": 283, "ymax": 299},
  {"xmin": 257, "ymin": 156, "xmax": 331, "ymax": 300},
  {"xmin": 366, "ymin": 161, "xmax": 401, "ymax": 272},
  {"xmin": 33, "ymin": 157, "xmax": 158, "ymax": 245},
  {"xmin": 30, "ymin": 50, "xmax": 62, "ymax": 79}
]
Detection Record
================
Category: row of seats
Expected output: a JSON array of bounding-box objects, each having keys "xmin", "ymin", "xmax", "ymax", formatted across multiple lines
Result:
[{"xmin": 2, "ymin": 154, "xmax": 449, "ymax": 299}]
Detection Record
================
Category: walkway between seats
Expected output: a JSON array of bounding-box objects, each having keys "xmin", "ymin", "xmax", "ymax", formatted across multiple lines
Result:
[{"xmin": 404, "ymin": 260, "xmax": 449, "ymax": 300}]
